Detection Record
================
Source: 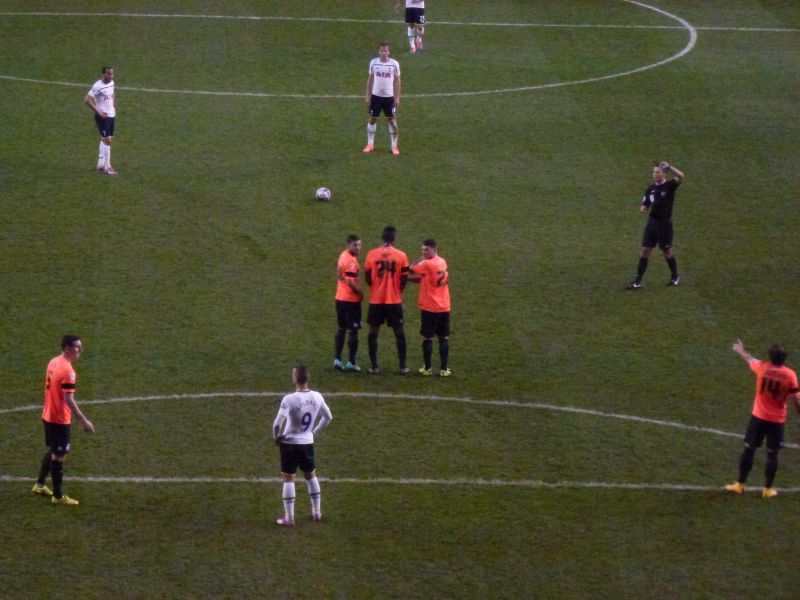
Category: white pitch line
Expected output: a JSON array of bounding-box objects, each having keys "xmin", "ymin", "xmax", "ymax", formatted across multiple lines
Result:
[
  {"xmin": 2, "ymin": 474, "xmax": 799, "ymax": 493},
  {"xmin": 0, "ymin": 11, "xmax": 795, "ymax": 33},
  {"xmin": 0, "ymin": 1, "xmax": 698, "ymax": 99},
  {"xmin": 5, "ymin": 390, "xmax": 795, "ymax": 449}
]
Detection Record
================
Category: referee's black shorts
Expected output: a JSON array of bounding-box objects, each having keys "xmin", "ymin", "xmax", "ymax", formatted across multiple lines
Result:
[{"xmin": 641, "ymin": 218, "xmax": 673, "ymax": 250}]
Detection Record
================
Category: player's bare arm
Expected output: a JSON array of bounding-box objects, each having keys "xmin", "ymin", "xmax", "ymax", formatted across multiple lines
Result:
[
  {"xmin": 394, "ymin": 75, "xmax": 401, "ymax": 107},
  {"xmin": 347, "ymin": 279, "xmax": 364, "ymax": 299},
  {"xmin": 65, "ymin": 393, "xmax": 95, "ymax": 433},
  {"xmin": 84, "ymin": 94, "xmax": 106, "ymax": 118},
  {"xmin": 365, "ymin": 74, "xmax": 374, "ymax": 103},
  {"xmin": 732, "ymin": 339, "xmax": 756, "ymax": 364}
]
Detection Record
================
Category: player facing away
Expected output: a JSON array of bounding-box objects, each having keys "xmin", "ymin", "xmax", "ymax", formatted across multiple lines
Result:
[
  {"xmin": 32, "ymin": 335, "xmax": 95, "ymax": 505},
  {"xmin": 84, "ymin": 66, "xmax": 118, "ymax": 175},
  {"xmin": 363, "ymin": 43, "xmax": 402, "ymax": 155},
  {"xmin": 272, "ymin": 365, "xmax": 333, "ymax": 526},
  {"xmin": 396, "ymin": 0, "xmax": 426, "ymax": 52},
  {"xmin": 364, "ymin": 226, "xmax": 411, "ymax": 374},
  {"xmin": 726, "ymin": 340, "xmax": 799, "ymax": 498},
  {"xmin": 408, "ymin": 239, "xmax": 451, "ymax": 376},
  {"xmin": 334, "ymin": 235, "xmax": 364, "ymax": 372},
  {"xmin": 628, "ymin": 161, "xmax": 685, "ymax": 289}
]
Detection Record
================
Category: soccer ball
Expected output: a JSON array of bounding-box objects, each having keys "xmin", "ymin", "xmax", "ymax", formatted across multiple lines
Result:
[{"xmin": 315, "ymin": 187, "xmax": 332, "ymax": 201}]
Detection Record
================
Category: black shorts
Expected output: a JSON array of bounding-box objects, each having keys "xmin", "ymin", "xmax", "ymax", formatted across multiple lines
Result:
[
  {"xmin": 94, "ymin": 114, "xmax": 115, "ymax": 138},
  {"xmin": 280, "ymin": 443, "xmax": 316, "ymax": 474},
  {"xmin": 405, "ymin": 7, "xmax": 425, "ymax": 25},
  {"xmin": 744, "ymin": 415, "xmax": 784, "ymax": 451},
  {"xmin": 368, "ymin": 303, "xmax": 404, "ymax": 327},
  {"xmin": 369, "ymin": 95, "xmax": 397, "ymax": 119},
  {"xmin": 336, "ymin": 300, "xmax": 362, "ymax": 331},
  {"xmin": 420, "ymin": 310, "xmax": 450, "ymax": 338},
  {"xmin": 43, "ymin": 420, "xmax": 72, "ymax": 456},
  {"xmin": 641, "ymin": 219, "xmax": 673, "ymax": 250}
]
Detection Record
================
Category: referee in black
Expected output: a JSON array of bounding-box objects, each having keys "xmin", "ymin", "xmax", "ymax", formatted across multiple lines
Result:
[{"xmin": 628, "ymin": 161, "xmax": 685, "ymax": 289}]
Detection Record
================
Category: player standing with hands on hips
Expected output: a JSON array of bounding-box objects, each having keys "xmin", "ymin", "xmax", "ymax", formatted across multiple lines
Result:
[
  {"xmin": 84, "ymin": 66, "xmax": 118, "ymax": 175},
  {"xmin": 272, "ymin": 365, "xmax": 333, "ymax": 527},
  {"xmin": 725, "ymin": 340, "xmax": 799, "ymax": 498},
  {"xmin": 364, "ymin": 43, "xmax": 401, "ymax": 156},
  {"xmin": 628, "ymin": 161, "xmax": 685, "ymax": 289}
]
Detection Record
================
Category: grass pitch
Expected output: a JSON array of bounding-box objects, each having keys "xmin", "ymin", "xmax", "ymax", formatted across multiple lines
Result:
[{"xmin": 1, "ymin": 1, "xmax": 799, "ymax": 598}]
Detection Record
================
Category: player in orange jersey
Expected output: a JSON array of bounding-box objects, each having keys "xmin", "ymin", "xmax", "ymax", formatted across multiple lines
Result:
[
  {"xmin": 334, "ymin": 235, "xmax": 364, "ymax": 372},
  {"xmin": 408, "ymin": 239, "xmax": 451, "ymax": 377},
  {"xmin": 32, "ymin": 335, "xmax": 95, "ymax": 506},
  {"xmin": 364, "ymin": 226, "xmax": 410, "ymax": 374},
  {"xmin": 725, "ymin": 339, "xmax": 799, "ymax": 498}
]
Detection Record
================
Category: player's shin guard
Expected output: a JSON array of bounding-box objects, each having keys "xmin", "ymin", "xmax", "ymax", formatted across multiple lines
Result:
[
  {"xmin": 282, "ymin": 482, "xmax": 296, "ymax": 521},
  {"xmin": 306, "ymin": 476, "xmax": 321, "ymax": 516},
  {"xmin": 37, "ymin": 452, "xmax": 52, "ymax": 485},
  {"xmin": 666, "ymin": 257, "xmax": 678, "ymax": 278},
  {"xmin": 439, "ymin": 337, "xmax": 449, "ymax": 370},
  {"xmin": 738, "ymin": 446, "xmax": 756, "ymax": 484},
  {"xmin": 334, "ymin": 328, "xmax": 346, "ymax": 360},
  {"xmin": 395, "ymin": 333, "xmax": 407, "ymax": 369},
  {"xmin": 422, "ymin": 339, "xmax": 433, "ymax": 370},
  {"xmin": 348, "ymin": 330, "xmax": 359, "ymax": 364},
  {"xmin": 368, "ymin": 333, "xmax": 378, "ymax": 369},
  {"xmin": 50, "ymin": 460, "xmax": 64, "ymax": 498},
  {"xmin": 765, "ymin": 451, "xmax": 779, "ymax": 488},
  {"xmin": 636, "ymin": 257, "xmax": 648, "ymax": 282},
  {"xmin": 367, "ymin": 123, "xmax": 377, "ymax": 146}
]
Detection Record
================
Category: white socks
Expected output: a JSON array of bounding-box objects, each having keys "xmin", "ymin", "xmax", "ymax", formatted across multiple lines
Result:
[
  {"xmin": 389, "ymin": 124, "xmax": 398, "ymax": 149},
  {"xmin": 367, "ymin": 123, "xmax": 377, "ymax": 145},
  {"xmin": 306, "ymin": 476, "xmax": 321, "ymax": 517},
  {"xmin": 282, "ymin": 481, "xmax": 296, "ymax": 521},
  {"xmin": 97, "ymin": 142, "xmax": 105, "ymax": 169},
  {"xmin": 408, "ymin": 27, "xmax": 415, "ymax": 49}
]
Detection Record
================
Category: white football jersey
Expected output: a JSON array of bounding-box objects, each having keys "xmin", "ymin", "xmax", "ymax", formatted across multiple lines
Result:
[
  {"xmin": 405, "ymin": 0, "xmax": 425, "ymax": 7},
  {"xmin": 274, "ymin": 390, "xmax": 331, "ymax": 444},
  {"xmin": 369, "ymin": 58, "xmax": 400, "ymax": 97},
  {"xmin": 88, "ymin": 79, "xmax": 115, "ymax": 117}
]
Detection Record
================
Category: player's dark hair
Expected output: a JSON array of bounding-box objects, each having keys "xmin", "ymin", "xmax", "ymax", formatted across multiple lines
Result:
[
  {"xmin": 382, "ymin": 226, "xmax": 397, "ymax": 244},
  {"xmin": 294, "ymin": 364, "xmax": 310, "ymax": 385},
  {"xmin": 422, "ymin": 239, "xmax": 437, "ymax": 249},
  {"xmin": 347, "ymin": 234, "xmax": 360, "ymax": 243},
  {"xmin": 380, "ymin": 42, "xmax": 391, "ymax": 49},
  {"xmin": 768, "ymin": 344, "xmax": 788, "ymax": 366},
  {"xmin": 61, "ymin": 334, "xmax": 80, "ymax": 349},
  {"xmin": 102, "ymin": 65, "xmax": 113, "ymax": 74}
]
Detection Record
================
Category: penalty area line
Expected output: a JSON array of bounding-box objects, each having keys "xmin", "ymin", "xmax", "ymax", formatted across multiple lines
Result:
[{"xmin": 3, "ymin": 474, "xmax": 799, "ymax": 493}]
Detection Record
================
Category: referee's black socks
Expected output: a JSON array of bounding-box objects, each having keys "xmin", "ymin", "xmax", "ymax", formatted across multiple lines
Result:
[{"xmin": 666, "ymin": 256, "xmax": 678, "ymax": 278}]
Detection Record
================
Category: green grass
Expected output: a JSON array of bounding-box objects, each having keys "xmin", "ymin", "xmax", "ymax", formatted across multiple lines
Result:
[{"xmin": 1, "ymin": 1, "xmax": 799, "ymax": 598}]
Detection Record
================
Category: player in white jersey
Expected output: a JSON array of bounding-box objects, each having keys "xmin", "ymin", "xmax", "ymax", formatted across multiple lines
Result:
[
  {"xmin": 84, "ymin": 66, "xmax": 118, "ymax": 175},
  {"xmin": 396, "ymin": 0, "xmax": 426, "ymax": 52},
  {"xmin": 363, "ymin": 43, "xmax": 402, "ymax": 155},
  {"xmin": 272, "ymin": 365, "xmax": 333, "ymax": 527}
]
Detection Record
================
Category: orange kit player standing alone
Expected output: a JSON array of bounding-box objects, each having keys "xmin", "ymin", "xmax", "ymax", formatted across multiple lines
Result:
[
  {"xmin": 32, "ymin": 335, "xmax": 95, "ymax": 505},
  {"xmin": 409, "ymin": 238, "xmax": 451, "ymax": 377},
  {"xmin": 725, "ymin": 339, "xmax": 799, "ymax": 498},
  {"xmin": 364, "ymin": 225, "xmax": 410, "ymax": 374}
]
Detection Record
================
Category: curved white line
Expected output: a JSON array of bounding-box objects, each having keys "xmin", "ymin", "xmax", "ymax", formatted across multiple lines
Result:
[
  {"xmin": 0, "ymin": 1, "xmax": 697, "ymax": 99},
  {"xmin": 5, "ymin": 390, "xmax": 791, "ymax": 448}
]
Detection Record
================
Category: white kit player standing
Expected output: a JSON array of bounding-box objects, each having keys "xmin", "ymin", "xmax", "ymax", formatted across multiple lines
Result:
[
  {"xmin": 272, "ymin": 365, "xmax": 333, "ymax": 527},
  {"xmin": 363, "ymin": 43, "xmax": 402, "ymax": 155},
  {"xmin": 84, "ymin": 66, "xmax": 118, "ymax": 175},
  {"xmin": 397, "ymin": 0, "xmax": 426, "ymax": 53}
]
